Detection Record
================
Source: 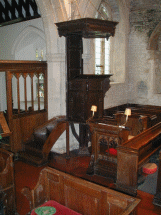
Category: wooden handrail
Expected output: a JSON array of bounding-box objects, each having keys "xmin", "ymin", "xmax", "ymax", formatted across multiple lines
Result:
[
  {"xmin": 0, "ymin": 60, "xmax": 47, "ymax": 115},
  {"xmin": 118, "ymin": 122, "xmax": 161, "ymax": 152}
]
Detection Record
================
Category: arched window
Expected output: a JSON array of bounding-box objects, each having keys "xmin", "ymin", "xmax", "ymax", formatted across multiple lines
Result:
[
  {"xmin": 95, "ymin": 2, "xmax": 111, "ymax": 75},
  {"xmin": 95, "ymin": 38, "xmax": 110, "ymax": 74}
]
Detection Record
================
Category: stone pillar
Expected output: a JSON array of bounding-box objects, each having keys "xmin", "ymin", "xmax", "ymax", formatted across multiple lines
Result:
[{"xmin": 47, "ymin": 51, "xmax": 66, "ymax": 119}]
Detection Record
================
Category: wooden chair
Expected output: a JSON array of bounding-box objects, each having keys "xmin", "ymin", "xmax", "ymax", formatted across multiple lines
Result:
[{"xmin": 0, "ymin": 148, "xmax": 16, "ymax": 215}]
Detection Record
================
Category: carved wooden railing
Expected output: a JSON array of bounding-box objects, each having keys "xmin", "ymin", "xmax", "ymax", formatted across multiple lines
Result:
[{"xmin": 0, "ymin": 60, "xmax": 48, "ymax": 152}]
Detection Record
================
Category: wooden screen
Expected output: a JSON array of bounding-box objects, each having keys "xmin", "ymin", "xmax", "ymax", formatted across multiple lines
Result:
[{"xmin": 0, "ymin": 60, "xmax": 48, "ymax": 152}]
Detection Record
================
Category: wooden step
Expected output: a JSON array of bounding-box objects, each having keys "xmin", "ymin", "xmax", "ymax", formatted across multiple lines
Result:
[{"xmin": 18, "ymin": 151, "xmax": 48, "ymax": 166}]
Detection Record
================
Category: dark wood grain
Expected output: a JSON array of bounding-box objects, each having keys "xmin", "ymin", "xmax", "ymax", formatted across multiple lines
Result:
[
  {"xmin": 0, "ymin": 60, "xmax": 48, "ymax": 153},
  {"xmin": 0, "ymin": 148, "xmax": 16, "ymax": 214},
  {"xmin": 56, "ymin": 19, "xmax": 114, "ymax": 155},
  {"xmin": 18, "ymin": 116, "xmax": 68, "ymax": 166},
  {"xmin": 88, "ymin": 104, "xmax": 161, "ymax": 196},
  {"xmin": 22, "ymin": 166, "xmax": 140, "ymax": 215},
  {"xmin": 0, "ymin": 112, "xmax": 11, "ymax": 137},
  {"xmin": 153, "ymin": 151, "xmax": 161, "ymax": 207},
  {"xmin": 55, "ymin": 18, "xmax": 118, "ymax": 38}
]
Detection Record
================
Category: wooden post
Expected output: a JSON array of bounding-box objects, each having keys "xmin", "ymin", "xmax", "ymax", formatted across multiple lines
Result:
[
  {"xmin": 37, "ymin": 73, "xmax": 40, "ymax": 111},
  {"xmin": 44, "ymin": 68, "xmax": 48, "ymax": 112},
  {"xmin": 16, "ymin": 73, "xmax": 20, "ymax": 114},
  {"xmin": 116, "ymin": 147, "xmax": 139, "ymax": 196},
  {"xmin": 66, "ymin": 121, "xmax": 70, "ymax": 158},
  {"xmin": 24, "ymin": 73, "xmax": 28, "ymax": 112},
  {"xmin": 30, "ymin": 73, "xmax": 34, "ymax": 111},
  {"xmin": 153, "ymin": 151, "xmax": 161, "ymax": 206},
  {"xmin": 6, "ymin": 71, "xmax": 13, "ymax": 151}
]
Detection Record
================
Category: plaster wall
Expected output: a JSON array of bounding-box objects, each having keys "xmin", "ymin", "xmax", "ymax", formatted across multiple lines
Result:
[
  {"xmin": 0, "ymin": 18, "xmax": 45, "ymax": 60},
  {"xmin": 0, "ymin": 18, "xmax": 47, "ymax": 112},
  {"xmin": 0, "ymin": 72, "xmax": 7, "ymax": 112}
]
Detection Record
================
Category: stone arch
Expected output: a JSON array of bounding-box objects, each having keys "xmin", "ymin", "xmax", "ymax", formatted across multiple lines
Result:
[
  {"xmin": 147, "ymin": 21, "xmax": 161, "ymax": 50},
  {"xmin": 34, "ymin": 0, "xmax": 129, "ymax": 59},
  {"xmin": 11, "ymin": 25, "xmax": 46, "ymax": 59},
  {"xmin": 71, "ymin": 0, "xmax": 120, "ymax": 21},
  {"xmin": 34, "ymin": 0, "xmax": 68, "ymax": 119},
  {"xmin": 35, "ymin": 0, "xmax": 68, "ymax": 57},
  {"xmin": 147, "ymin": 21, "xmax": 161, "ymax": 94}
]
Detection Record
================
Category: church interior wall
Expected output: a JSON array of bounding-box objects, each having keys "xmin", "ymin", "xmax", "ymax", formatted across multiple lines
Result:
[
  {"xmin": 128, "ymin": 0, "xmax": 161, "ymax": 105},
  {"xmin": 0, "ymin": 0, "xmax": 130, "ymax": 115},
  {"xmin": 0, "ymin": 0, "xmax": 161, "ymax": 153},
  {"xmin": 0, "ymin": 17, "xmax": 45, "ymax": 60}
]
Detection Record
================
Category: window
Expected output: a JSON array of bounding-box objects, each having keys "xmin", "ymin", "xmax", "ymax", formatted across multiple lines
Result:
[
  {"xmin": 95, "ymin": 2, "xmax": 111, "ymax": 75},
  {"xmin": 95, "ymin": 38, "xmax": 110, "ymax": 75},
  {"xmin": 37, "ymin": 73, "xmax": 44, "ymax": 98}
]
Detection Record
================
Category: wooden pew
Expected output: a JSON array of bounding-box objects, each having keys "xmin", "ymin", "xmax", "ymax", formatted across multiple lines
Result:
[
  {"xmin": 114, "ymin": 113, "xmax": 148, "ymax": 135},
  {"xmin": 104, "ymin": 103, "xmax": 161, "ymax": 128},
  {"xmin": 153, "ymin": 151, "xmax": 161, "ymax": 207},
  {"xmin": 0, "ymin": 112, "xmax": 12, "ymax": 151},
  {"xmin": 21, "ymin": 167, "xmax": 141, "ymax": 215},
  {"xmin": 116, "ymin": 122, "xmax": 161, "ymax": 196},
  {"xmin": 86, "ymin": 113, "xmax": 148, "ymax": 179},
  {"xmin": 0, "ymin": 148, "xmax": 16, "ymax": 214},
  {"xmin": 87, "ymin": 104, "xmax": 161, "ymax": 196},
  {"xmin": 86, "ymin": 120, "xmax": 129, "ymax": 179}
]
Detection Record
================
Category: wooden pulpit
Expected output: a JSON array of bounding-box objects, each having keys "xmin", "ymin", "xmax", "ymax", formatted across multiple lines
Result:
[{"xmin": 55, "ymin": 18, "xmax": 118, "ymax": 155}]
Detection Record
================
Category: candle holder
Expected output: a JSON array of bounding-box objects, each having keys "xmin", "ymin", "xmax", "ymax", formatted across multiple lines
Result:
[
  {"xmin": 124, "ymin": 108, "xmax": 131, "ymax": 124},
  {"xmin": 91, "ymin": 105, "xmax": 97, "ymax": 117}
]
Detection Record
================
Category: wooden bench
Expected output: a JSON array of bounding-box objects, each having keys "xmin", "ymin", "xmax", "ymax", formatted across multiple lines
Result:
[
  {"xmin": 153, "ymin": 151, "xmax": 161, "ymax": 207},
  {"xmin": 0, "ymin": 148, "xmax": 16, "ymax": 214},
  {"xmin": 22, "ymin": 167, "xmax": 140, "ymax": 215},
  {"xmin": 86, "ymin": 120, "xmax": 129, "ymax": 179},
  {"xmin": 116, "ymin": 122, "xmax": 161, "ymax": 196},
  {"xmin": 88, "ymin": 104, "xmax": 161, "ymax": 196}
]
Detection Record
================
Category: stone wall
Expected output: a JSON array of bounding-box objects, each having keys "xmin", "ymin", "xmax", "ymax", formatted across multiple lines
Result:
[{"xmin": 128, "ymin": 0, "xmax": 161, "ymax": 105}]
